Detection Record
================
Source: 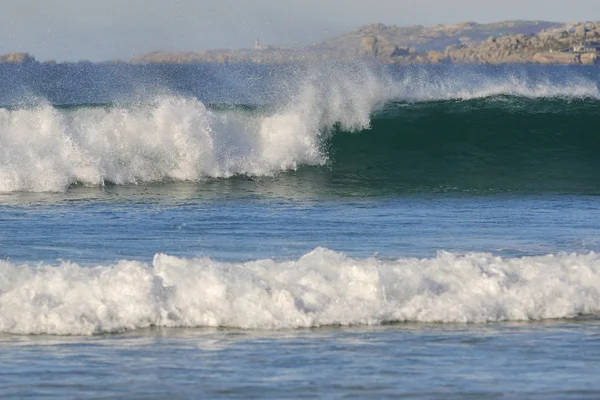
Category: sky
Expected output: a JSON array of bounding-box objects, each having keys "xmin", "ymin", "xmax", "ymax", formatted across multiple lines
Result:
[{"xmin": 0, "ymin": 0, "xmax": 599, "ymax": 61}]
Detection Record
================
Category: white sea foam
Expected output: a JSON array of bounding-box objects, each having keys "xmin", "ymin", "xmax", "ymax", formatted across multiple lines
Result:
[
  {"xmin": 0, "ymin": 97, "xmax": 319, "ymax": 192},
  {"xmin": 1, "ymin": 248, "xmax": 600, "ymax": 335}
]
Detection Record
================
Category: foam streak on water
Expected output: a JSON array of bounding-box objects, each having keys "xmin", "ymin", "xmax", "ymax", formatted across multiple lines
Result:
[{"xmin": 1, "ymin": 248, "xmax": 599, "ymax": 335}]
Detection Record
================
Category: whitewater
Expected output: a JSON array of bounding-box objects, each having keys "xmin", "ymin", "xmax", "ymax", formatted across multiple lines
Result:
[{"xmin": 2, "ymin": 249, "xmax": 600, "ymax": 335}]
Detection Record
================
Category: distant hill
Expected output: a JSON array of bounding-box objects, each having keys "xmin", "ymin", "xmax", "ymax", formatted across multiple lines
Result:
[
  {"xmin": 315, "ymin": 20, "xmax": 563, "ymax": 55},
  {"xmin": 129, "ymin": 20, "xmax": 567, "ymax": 65},
  {"xmin": 7, "ymin": 20, "xmax": 596, "ymax": 66},
  {"xmin": 313, "ymin": 20, "xmax": 600, "ymax": 64}
]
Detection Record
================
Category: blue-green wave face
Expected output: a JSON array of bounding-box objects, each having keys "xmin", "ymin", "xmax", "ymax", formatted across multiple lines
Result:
[{"xmin": 322, "ymin": 97, "xmax": 600, "ymax": 195}]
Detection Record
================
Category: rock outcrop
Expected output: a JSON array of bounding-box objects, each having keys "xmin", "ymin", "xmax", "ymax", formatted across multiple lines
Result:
[
  {"xmin": 0, "ymin": 52, "xmax": 37, "ymax": 63},
  {"xmin": 317, "ymin": 20, "xmax": 562, "ymax": 53},
  {"xmin": 426, "ymin": 22, "xmax": 600, "ymax": 64}
]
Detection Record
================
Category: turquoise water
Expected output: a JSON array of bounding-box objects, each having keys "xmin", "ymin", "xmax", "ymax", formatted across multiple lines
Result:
[{"xmin": 1, "ymin": 63, "xmax": 600, "ymax": 398}]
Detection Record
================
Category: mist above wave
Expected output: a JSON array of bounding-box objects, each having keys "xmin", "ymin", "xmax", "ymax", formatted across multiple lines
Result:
[{"xmin": 393, "ymin": 67, "xmax": 600, "ymax": 101}]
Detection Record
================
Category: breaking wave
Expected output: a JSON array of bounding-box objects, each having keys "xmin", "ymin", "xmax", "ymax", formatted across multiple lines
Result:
[
  {"xmin": 0, "ymin": 96, "xmax": 331, "ymax": 192},
  {"xmin": 0, "ymin": 64, "xmax": 387, "ymax": 192},
  {"xmin": 1, "ymin": 65, "xmax": 599, "ymax": 193},
  {"xmin": 1, "ymin": 248, "xmax": 600, "ymax": 335}
]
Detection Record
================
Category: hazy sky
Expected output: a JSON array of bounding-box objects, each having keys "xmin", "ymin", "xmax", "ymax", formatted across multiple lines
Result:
[{"xmin": 1, "ymin": 0, "xmax": 599, "ymax": 61}]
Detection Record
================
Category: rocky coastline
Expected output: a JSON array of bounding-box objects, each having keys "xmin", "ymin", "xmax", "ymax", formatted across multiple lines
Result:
[{"xmin": 2, "ymin": 21, "xmax": 599, "ymax": 65}]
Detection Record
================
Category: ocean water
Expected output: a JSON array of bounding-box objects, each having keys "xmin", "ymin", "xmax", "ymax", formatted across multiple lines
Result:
[{"xmin": 1, "ymin": 62, "xmax": 600, "ymax": 398}]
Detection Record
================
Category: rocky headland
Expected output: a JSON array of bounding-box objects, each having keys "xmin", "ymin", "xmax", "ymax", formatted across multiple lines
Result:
[
  {"xmin": 130, "ymin": 20, "xmax": 600, "ymax": 65},
  {"xmin": 2, "ymin": 21, "xmax": 600, "ymax": 65},
  {"xmin": 434, "ymin": 22, "xmax": 600, "ymax": 64}
]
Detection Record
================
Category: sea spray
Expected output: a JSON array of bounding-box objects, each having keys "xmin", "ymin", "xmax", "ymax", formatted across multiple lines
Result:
[{"xmin": 392, "ymin": 66, "xmax": 600, "ymax": 101}]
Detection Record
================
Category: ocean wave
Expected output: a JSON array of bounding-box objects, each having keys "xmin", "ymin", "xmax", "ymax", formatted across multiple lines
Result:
[
  {"xmin": 1, "ymin": 65, "xmax": 599, "ymax": 193},
  {"xmin": 1, "ymin": 248, "xmax": 599, "ymax": 335}
]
